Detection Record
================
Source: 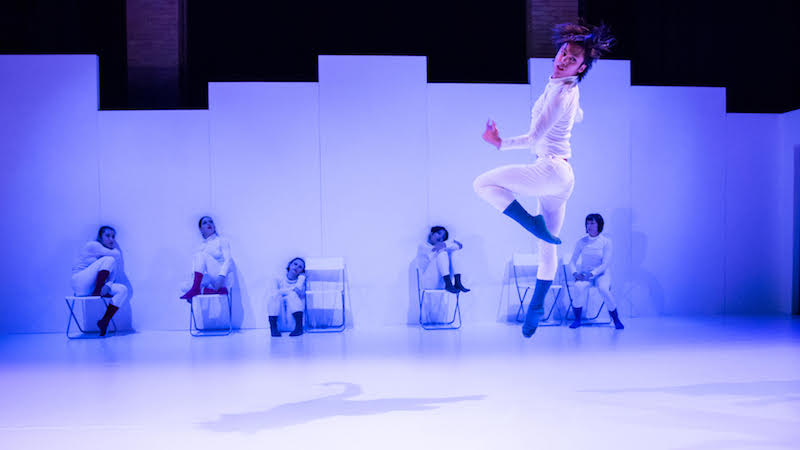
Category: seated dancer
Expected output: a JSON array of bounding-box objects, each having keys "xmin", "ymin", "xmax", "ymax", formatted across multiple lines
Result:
[
  {"xmin": 71, "ymin": 226, "xmax": 129, "ymax": 336},
  {"xmin": 267, "ymin": 257, "xmax": 306, "ymax": 337},
  {"xmin": 568, "ymin": 214, "xmax": 624, "ymax": 329},
  {"xmin": 180, "ymin": 216, "xmax": 235, "ymax": 302},
  {"xmin": 474, "ymin": 21, "xmax": 614, "ymax": 338},
  {"xmin": 417, "ymin": 226, "xmax": 470, "ymax": 294}
]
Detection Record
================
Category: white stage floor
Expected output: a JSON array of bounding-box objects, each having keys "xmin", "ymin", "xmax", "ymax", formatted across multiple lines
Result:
[{"xmin": 1, "ymin": 317, "xmax": 799, "ymax": 450}]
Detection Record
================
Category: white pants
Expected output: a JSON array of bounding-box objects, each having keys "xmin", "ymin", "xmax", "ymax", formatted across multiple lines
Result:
[
  {"xmin": 473, "ymin": 156, "xmax": 574, "ymax": 280},
  {"xmin": 188, "ymin": 251, "xmax": 231, "ymax": 289},
  {"xmin": 420, "ymin": 251, "xmax": 460, "ymax": 290},
  {"xmin": 572, "ymin": 272, "xmax": 616, "ymax": 311},
  {"xmin": 268, "ymin": 291, "xmax": 304, "ymax": 316},
  {"xmin": 71, "ymin": 256, "xmax": 129, "ymax": 307}
]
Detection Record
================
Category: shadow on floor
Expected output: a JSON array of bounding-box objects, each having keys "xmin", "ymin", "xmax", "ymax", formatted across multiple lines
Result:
[{"xmin": 199, "ymin": 382, "xmax": 485, "ymax": 433}]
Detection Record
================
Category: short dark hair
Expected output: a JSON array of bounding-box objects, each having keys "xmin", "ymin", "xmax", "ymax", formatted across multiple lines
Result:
[
  {"xmin": 430, "ymin": 226, "xmax": 449, "ymax": 241},
  {"xmin": 287, "ymin": 257, "xmax": 306, "ymax": 273},
  {"xmin": 198, "ymin": 216, "xmax": 213, "ymax": 229},
  {"xmin": 585, "ymin": 214, "xmax": 604, "ymax": 233},
  {"xmin": 96, "ymin": 225, "xmax": 115, "ymax": 241},
  {"xmin": 552, "ymin": 21, "xmax": 615, "ymax": 82}
]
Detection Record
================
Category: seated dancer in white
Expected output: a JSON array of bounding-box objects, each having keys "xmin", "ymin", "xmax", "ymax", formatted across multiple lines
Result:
[
  {"xmin": 71, "ymin": 226, "xmax": 130, "ymax": 336},
  {"xmin": 474, "ymin": 22, "xmax": 614, "ymax": 338},
  {"xmin": 268, "ymin": 257, "xmax": 306, "ymax": 337},
  {"xmin": 568, "ymin": 214, "xmax": 624, "ymax": 329},
  {"xmin": 180, "ymin": 216, "xmax": 235, "ymax": 302},
  {"xmin": 417, "ymin": 226, "xmax": 470, "ymax": 294}
]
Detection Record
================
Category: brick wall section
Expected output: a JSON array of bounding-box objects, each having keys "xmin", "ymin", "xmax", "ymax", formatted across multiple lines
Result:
[
  {"xmin": 126, "ymin": 0, "xmax": 180, "ymax": 107},
  {"xmin": 527, "ymin": 0, "xmax": 579, "ymax": 58}
]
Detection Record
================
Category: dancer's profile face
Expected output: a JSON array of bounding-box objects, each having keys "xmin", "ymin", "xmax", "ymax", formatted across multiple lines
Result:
[
  {"xmin": 99, "ymin": 229, "xmax": 116, "ymax": 249},
  {"xmin": 200, "ymin": 217, "xmax": 216, "ymax": 238},
  {"xmin": 428, "ymin": 229, "xmax": 446, "ymax": 245},
  {"xmin": 586, "ymin": 218, "xmax": 599, "ymax": 237},
  {"xmin": 553, "ymin": 43, "xmax": 586, "ymax": 79}
]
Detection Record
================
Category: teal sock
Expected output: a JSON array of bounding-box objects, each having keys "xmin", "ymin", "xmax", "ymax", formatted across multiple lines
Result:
[
  {"xmin": 522, "ymin": 279, "xmax": 552, "ymax": 338},
  {"xmin": 502, "ymin": 200, "xmax": 561, "ymax": 245}
]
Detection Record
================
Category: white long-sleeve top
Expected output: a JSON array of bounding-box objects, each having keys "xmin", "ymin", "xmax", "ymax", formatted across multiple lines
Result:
[
  {"xmin": 199, "ymin": 234, "xmax": 233, "ymax": 277},
  {"xmin": 275, "ymin": 273, "xmax": 306, "ymax": 298},
  {"xmin": 416, "ymin": 240, "xmax": 461, "ymax": 272},
  {"xmin": 500, "ymin": 75, "xmax": 582, "ymax": 159},
  {"xmin": 568, "ymin": 234, "xmax": 612, "ymax": 277},
  {"xmin": 72, "ymin": 241, "xmax": 124, "ymax": 274}
]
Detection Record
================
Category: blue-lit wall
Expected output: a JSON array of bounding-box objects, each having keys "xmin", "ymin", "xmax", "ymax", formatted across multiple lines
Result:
[{"xmin": 0, "ymin": 55, "xmax": 795, "ymax": 333}]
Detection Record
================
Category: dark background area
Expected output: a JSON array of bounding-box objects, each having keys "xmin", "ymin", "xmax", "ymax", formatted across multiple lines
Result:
[{"xmin": 1, "ymin": 0, "xmax": 797, "ymax": 112}]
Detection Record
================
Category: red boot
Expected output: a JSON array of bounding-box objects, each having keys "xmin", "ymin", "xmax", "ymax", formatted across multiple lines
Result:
[
  {"xmin": 180, "ymin": 272, "xmax": 204, "ymax": 302},
  {"xmin": 97, "ymin": 304, "xmax": 119, "ymax": 337},
  {"xmin": 91, "ymin": 270, "xmax": 110, "ymax": 296}
]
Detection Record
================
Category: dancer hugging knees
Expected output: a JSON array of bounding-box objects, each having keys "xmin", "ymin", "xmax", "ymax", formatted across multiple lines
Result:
[
  {"xmin": 473, "ymin": 21, "xmax": 614, "ymax": 338},
  {"xmin": 180, "ymin": 216, "xmax": 235, "ymax": 302},
  {"xmin": 71, "ymin": 226, "xmax": 129, "ymax": 336},
  {"xmin": 568, "ymin": 214, "xmax": 623, "ymax": 330},
  {"xmin": 417, "ymin": 226, "xmax": 470, "ymax": 294},
  {"xmin": 268, "ymin": 257, "xmax": 306, "ymax": 337}
]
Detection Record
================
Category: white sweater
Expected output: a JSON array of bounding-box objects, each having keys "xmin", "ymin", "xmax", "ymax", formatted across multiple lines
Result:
[
  {"xmin": 276, "ymin": 273, "xmax": 306, "ymax": 297},
  {"xmin": 199, "ymin": 234, "xmax": 234, "ymax": 277},
  {"xmin": 500, "ymin": 75, "xmax": 582, "ymax": 159},
  {"xmin": 72, "ymin": 241, "xmax": 124, "ymax": 274},
  {"xmin": 568, "ymin": 234, "xmax": 612, "ymax": 277},
  {"xmin": 417, "ymin": 240, "xmax": 461, "ymax": 272}
]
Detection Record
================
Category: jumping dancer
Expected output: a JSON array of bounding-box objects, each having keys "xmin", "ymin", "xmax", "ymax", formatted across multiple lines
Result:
[{"xmin": 474, "ymin": 22, "xmax": 614, "ymax": 337}]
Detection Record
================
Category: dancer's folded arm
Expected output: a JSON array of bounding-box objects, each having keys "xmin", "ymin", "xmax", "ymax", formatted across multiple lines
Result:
[
  {"xmin": 499, "ymin": 93, "xmax": 569, "ymax": 151},
  {"xmin": 590, "ymin": 239, "xmax": 612, "ymax": 277},
  {"xmin": 568, "ymin": 239, "xmax": 584, "ymax": 279},
  {"xmin": 85, "ymin": 241, "xmax": 121, "ymax": 260},
  {"xmin": 218, "ymin": 238, "xmax": 233, "ymax": 276}
]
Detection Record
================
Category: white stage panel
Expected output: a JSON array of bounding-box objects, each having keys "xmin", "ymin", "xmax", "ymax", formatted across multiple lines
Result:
[
  {"xmin": 209, "ymin": 82, "xmax": 322, "ymax": 329},
  {"xmin": 318, "ymin": 56, "xmax": 429, "ymax": 327},
  {"xmin": 426, "ymin": 82, "xmax": 532, "ymax": 323},
  {"xmin": 0, "ymin": 55, "xmax": 99, "ymax": 333},
  {"xmin": 98, "ymin": 110, "xmax": 211, "ymax": 331},
  {"xmin": 725, "ymin": 114, "xmax": 783, "ymax": 313},
  {"xmin": 631, "ymin": 86, "xmax": 727, "ymax": 315}
]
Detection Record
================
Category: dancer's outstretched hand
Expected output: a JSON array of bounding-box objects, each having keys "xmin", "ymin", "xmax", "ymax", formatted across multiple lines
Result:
[{"xmin": 482, "ymin": 119, "xmax": 501, "ymax": 149}]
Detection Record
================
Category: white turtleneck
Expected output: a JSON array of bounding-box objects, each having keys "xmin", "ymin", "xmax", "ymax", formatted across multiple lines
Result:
[
  {"xmin": 568, "ymin": 233, "xmax": 612, "ymax": 277},
  {"xmin": 199, "ymin": 234, "xmax": 233, "ymax": 277},
  {"xmin": 72, "ymin": 241, "xmax": 123, "ymax": 274},
  {"xmin": 499, "ymin": 75, "xmax": 583, "ymax": 159}
]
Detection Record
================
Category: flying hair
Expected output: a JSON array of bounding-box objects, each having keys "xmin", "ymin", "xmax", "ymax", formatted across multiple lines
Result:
[{"xmin": 552, "ymin": 21, "xmax": 616, "ymax": 81}]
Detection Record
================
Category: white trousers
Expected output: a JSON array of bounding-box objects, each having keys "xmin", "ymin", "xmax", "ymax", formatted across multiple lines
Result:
[
  {"xmin": 420, "ymin": 251, "xmax": 460, "ymax": 290},
  {"xmin": 71, "ymin": 256, "xmax": 129, "ymax": 307},
  {"xmin": 268, "ymin": 291, "xmax": 304, "ymax": 316},
  {"xmin": 473, "ymin": 156, "xmax": 575, "ymax": 280},
  {"xmin": 189, "ymin": 251, "xmax": 231, "ymax": 289},
  {"xmin": 572, "ymin": 272, "xmax": 616, "ymax": 311}
]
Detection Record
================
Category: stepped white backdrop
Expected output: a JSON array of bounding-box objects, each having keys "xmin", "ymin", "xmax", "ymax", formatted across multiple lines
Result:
[{"xmin": 0, "ymin": 54, "xmax": 797, "ymax": 333}]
